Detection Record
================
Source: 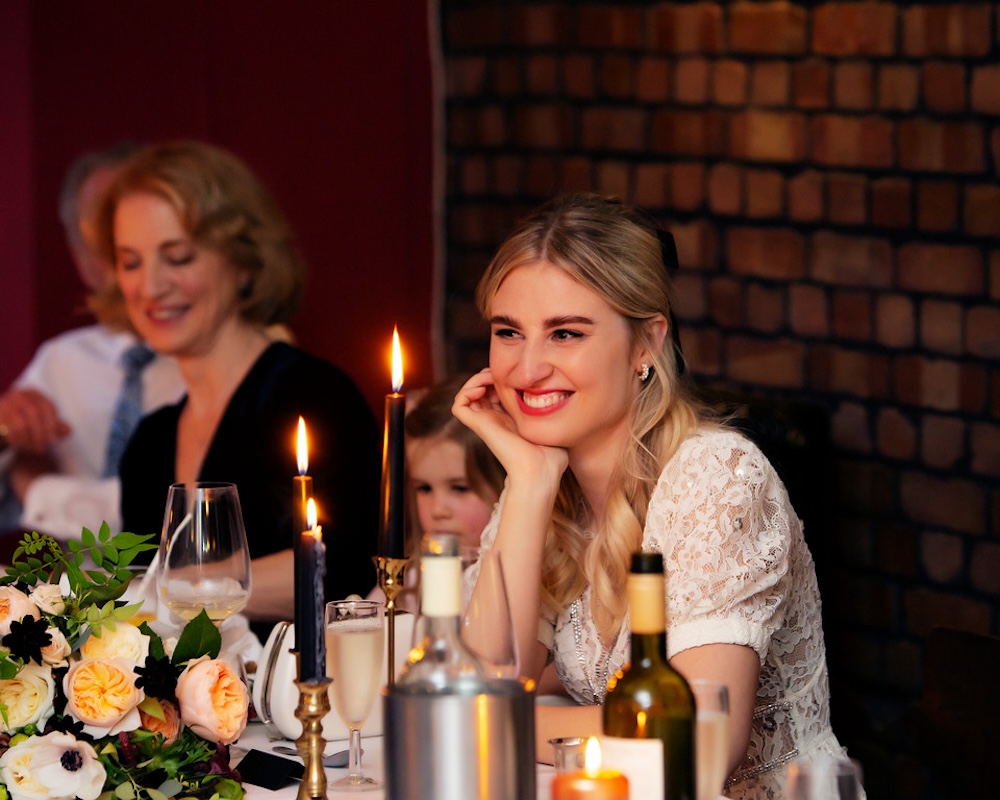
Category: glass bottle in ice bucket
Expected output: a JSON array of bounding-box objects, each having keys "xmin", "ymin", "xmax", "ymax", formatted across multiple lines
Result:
[{"xmin": 396, "ymin": 531, "xmax": 488, "ymax": 692}]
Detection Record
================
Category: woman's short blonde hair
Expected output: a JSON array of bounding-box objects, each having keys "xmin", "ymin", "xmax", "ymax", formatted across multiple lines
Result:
[{"xmin": 92, "ymin": 140, "xmax": 305, "ymax": 329}]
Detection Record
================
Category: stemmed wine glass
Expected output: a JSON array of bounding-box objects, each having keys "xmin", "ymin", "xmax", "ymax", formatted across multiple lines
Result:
[
  {"xmin": 461, "ymin": 548, "xmax": 519, "ymax": 679},
  {"xmin": 786, "ymin": 756, "xmax": 864, "ymax": 800},
  {"xmin": 156, "ymin": 482, "xmax": 252, "ymax": 626},
  {"xmin": 325, "ymin": 598, "xmax": 385, "ymax": 791}
]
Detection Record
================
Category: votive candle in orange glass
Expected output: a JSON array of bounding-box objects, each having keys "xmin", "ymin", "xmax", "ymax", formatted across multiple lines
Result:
[{"xmin": 551, "ymin": 738, "xmax": 629, "ymax": 800}]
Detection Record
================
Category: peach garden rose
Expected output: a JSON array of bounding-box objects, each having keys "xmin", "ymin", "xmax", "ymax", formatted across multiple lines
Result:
[
  {"xmin": 174, "ymin": 656, "xmax": 248, "ymax": 745},
  {"xmin": 63, "ymin": 657, "xmax": 144, "ymax": 737},
  {"xmin": 0, "ymin": 586, "xmax": 39, "ymax": 638},
  {"xmin": 138, "ymin": 698, "xmax": 181, "ymax": 745}
]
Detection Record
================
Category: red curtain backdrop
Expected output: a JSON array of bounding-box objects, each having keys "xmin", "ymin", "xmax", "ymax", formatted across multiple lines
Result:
[{"xmin": 0, "ymin": 0, "xmax": 436, "ymax": 415}]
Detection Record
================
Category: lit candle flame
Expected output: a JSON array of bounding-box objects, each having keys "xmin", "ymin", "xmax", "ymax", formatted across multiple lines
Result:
[
  {"xmin": 306, "ymin": 497, "xmax": 318, "ymax": 530},
  {"xmin": 296, "ymin": 416, "xmax": 308, "ymax": 475},
  {"xmin": 584, "ymin": 736, "xmax": 602, "ymax": 776},
  {"xmin": 391, "ymin": 326, "xmax": 404, "ymax": 393}
]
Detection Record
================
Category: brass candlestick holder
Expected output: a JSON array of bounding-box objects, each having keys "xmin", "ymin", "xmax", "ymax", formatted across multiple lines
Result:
[
  {"xmin": 374, "ymin": 555, "xmax": 409, "ymax": 686},
  {"xmin": 294, "ymin": 678, "xmax": 332, "ymax": 800}
]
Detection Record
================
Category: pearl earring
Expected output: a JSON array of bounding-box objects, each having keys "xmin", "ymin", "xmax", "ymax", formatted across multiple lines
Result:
[{"xmin": 639, "ymin": 363, "xmax": 651, "ymax": 382}]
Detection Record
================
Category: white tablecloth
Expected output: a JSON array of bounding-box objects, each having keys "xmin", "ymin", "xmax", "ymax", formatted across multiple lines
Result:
[{"xmin": 235, "ymin": 722, "xmax": 557, "ymax": 800}]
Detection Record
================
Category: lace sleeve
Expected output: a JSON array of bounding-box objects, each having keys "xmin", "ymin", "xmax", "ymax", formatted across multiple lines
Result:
[{"xmin": 645, "ymin": 429, "xmax": 794, "ymax": 665}]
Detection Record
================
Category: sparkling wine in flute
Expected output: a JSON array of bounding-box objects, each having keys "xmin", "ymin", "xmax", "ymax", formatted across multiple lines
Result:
[
  {"xmin": 326, "ymin": 619, "xmax": 384, "ymax": 727},
  {"xmin": 695, "ymin": 709, "xmax": 730, "ymax": 800}
]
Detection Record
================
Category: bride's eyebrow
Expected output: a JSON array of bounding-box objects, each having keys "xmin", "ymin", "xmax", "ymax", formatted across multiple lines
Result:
[
  {"xmin": 545, "ymin": 315, "xmax": 594, "ymax": 327},
  {"xmin": 489, "ymin": 314, "xmax": 520, "ymax": 327}
]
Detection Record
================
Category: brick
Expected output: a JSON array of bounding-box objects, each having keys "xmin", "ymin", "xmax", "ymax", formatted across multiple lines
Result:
[
  {"xmin": 671, "ymin": 271, "xmax": 708, "ymax": 321},
  {"xmin": 837, "ymin": 573, "xmax": 896, "ymax": 631},
  {"xmin": 922, "ymin": 62, "xmax": 967, "ymax": 113},
  {"xmin": 707, "ymin": 163, "xmax": 743, "ymax": 215},
  {"xmin": 971, "ymin": 64, "xmax": 1000, "ymax": 115},
  {"xmin": 494, "ymin": 155, "xmax": 521, "ymax": 194},
  {"xmin": 811, "ymin": 114, "xmax": 894, "ymax": 168},
  {"xmin": 835, "ymin": 458, "xmax": 894, "ymax": 515},
  {"xmin": 901, "ymin": 470, "xmax": 986, "ymax": 536},
  {"xmin": 970, "ymin": 422, "xmax": 1000, "ymax": 477},
  {"xmin": 831, "ymin": 401, "xmax": 872, "ymax": 453},
  {"xmin": 524, "ymin": 156, "xmax": 558, "ymax": 196},
  {"xmin": 526, "ymin": 55, "xmax": 559, "ymax": 94},
  {"xmin": 883, "ymin": 639, "xmax": 922, "ymax": 693},
  {"xmin": 874, "ymin": 522, "xmax": 919, "ymax": 578},
  {"xmin": 811, "ymin": 232, "xmax": 893, "ymax": 287},
  {"xmin": 648, "ymin": 2, "xmax": 724, "ymax": 54},
  {"xmin": 920, "ymin": 532, "xmax": 965, "ymax": 584},
  {"xmin": 832, "ymin": 288, "xmax": 872, "ymax": 341},
  {"xmin": 921, "ymin": 415, "xmax": 965, "ymax": 470},
  {"xmin": 871, "ymin": 178, "xmax": 912, "ymax": 229},
  {"xmin": 672, "ymin": 220, "xmax": 719, "ymax": 270},
  {"xmin": 669, "ymin": 162, "xmax": 706, "ymax": 212},
  {"xmin": 968, "ymin": 305, "xmax": 1000, "ymax": 359},
  {"xmin": 581, "ymin": 107, "xmax": 646, "ymax": 151},
  {"xmin": 834, "ymin": 61, "xmax": 874, "ymax": 109},
  {"xmin": 960, "ymin": 363, "xmax": 988, "ymax": 413},
  {"xmin": 897, "ymin": 244, "xmax": 984, "ymax": 295},
  {"xmin": 970, "ymin": 542, "xmax": 1000, "ymax": 595},
  {"xmin": 920, "ymin": 299, "xmax": 963, "ymax": 355},
  {"xmin": 446, "ymin": 8, "xmax": 505, "ymax": 48},
  {"xmin": 745, "ymin": 282, "xmax": 785, "ymax": 332},
  {"xmin": 636, "ymin": 57, "xmax": 671, "ymax": 102},
  {"xmin": 726, "ymin": 336, "xmax": 805, "ymax": 388},
  {"xmin": 601, "ymin": 54, "xmax": 636, "ymax": 98},
  {"xmin": 810, "ymin": 346, "xmax": 890, "ymax": 399},
  {"xmin": 730, "ymin": 110, "xmax": 807, "ymax": 162},
  {"xmin": 634, "ymin": 163, "xmax": 670, "ymax": 208},
  {"xmin": 680, "ymin": 327, "xmax": 722, "ymax": 376},
  {"xmin": 726, "ymin": 227, "xmax": 806, "ymax": 278},
  {"xmin": 992, "ymin": 251, "xmax": 1000, "ymax": 299},
  {"xmin": 899, "ymin": 118, "xmax": 986, "ymax": 173},
  {"xmin": 652, "ymin": 110, "xmax": 727, "ymax": 157},
  {"xmin": 895, "ymin": 356, "xmax": 967, "ymax": 412},
  {"xmin": 993, "ymin": 128, "xmax": 1000, "ymax": 179},
  {"xmin": 875, "ymin": 294, "xmax": 915, "ymax": 348},
  {"xmin": 827, "ymin": 173, "xmax": 868, "ymax": 225},
  {"xmin": 834, "ymin": 516, "xmax": 875, "ymax": 569},
  {"xmin": 596, "ymin": 161, "xmax": 630, "ymax": 197},
  {"xmin": 748, "ymin": 61, "xmax": 789, "ymax": 107},
  {"xmin": 876, "ymin": 407, "xmax": 916, "ymax": 460},
  {"xmin": 745, "ymin": 169, "xmax": 784, "ymax": 218},
  {"xmin": 916, "ymin": 181, "xmax": 959, "ymax": 232},
  {"xmin": 787, "ymin": 170, "xmax": 824, "ymax": 222},
  {"xmin": 493, "ymin": 55, "xmax": 522, "ymax": 96},
  {"xmin": 513, "ymin": 104, "xmax": 574, "ymax": 149},
  {"xmin": 730, "ymin": 1, "xmax": 807, "ymax": 55},
  {"xmin": 511, "ymin": 5, "xmax": 571, "ymax": 46},
  {"xmin": 902, "ymin": 4, "xmax": 992, "ymax": 58},
  {"xmin": 674, "ymin": 57, "xmax": 710, "ymax": 105},
  {"xmin": 789, "ymin": 284, "xmax": 829, "ymax": 337},
  {"xmin": 561, "ymin": 156, "xmax": 593, "ymax": 192},
  {"xmin": 709, "ymin": 277, "xmax": 744, "ymax": 326},
  {"xmin": 814, "ymin": 2, "xmax": 898, "ymax": 56},
  {"xmin": 713, "ymin": 59, "xmax": 748, "ymax": 106},
  {"xmin": 459, "ymin": 156, "xmax": 489, "ymax": 195},
  {"xmin": 563, "ymin": 55, "xmax": 595, "ymax": 98},
  {"xmin": 878, "ymin": 64, "xmax": 919, "ymax": 111},
  {"xmin": 792, "ymin": 59, "xmax": 830, "ymax": 109},
  {"xmin": 964, "ymin": 184, "xmax": 1000, "ymax": 236},
  {"xmin": 446, "ymin": 56, "xmax": 488, "ymax": 97},
  {"xmin": 904, "ymin": 587, "xmax": 991, "ymax": 636},
  {"xmin": 577, "ymin": 4, "xmax": 643, "ymax": 48}
]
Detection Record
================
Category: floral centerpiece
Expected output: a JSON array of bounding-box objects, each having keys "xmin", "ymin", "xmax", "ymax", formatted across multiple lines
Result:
[{"xmin": 0, "ymin": 525, "xmax": 248, "ymax": 800}]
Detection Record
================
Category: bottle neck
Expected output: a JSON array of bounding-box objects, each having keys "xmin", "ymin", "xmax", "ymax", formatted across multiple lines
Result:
[
  {"xmin": 627, "ymin": 571, "xmax": 667, "ymax": 665},
  {"xmin": 630, "ymin": 629, "xmax": 668, "ymax": 666}
]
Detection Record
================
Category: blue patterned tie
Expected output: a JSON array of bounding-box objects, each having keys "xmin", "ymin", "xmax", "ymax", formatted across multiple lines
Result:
[{"xmin": 102, "ymin": 344, "xmax": 156, "ymax": 478}]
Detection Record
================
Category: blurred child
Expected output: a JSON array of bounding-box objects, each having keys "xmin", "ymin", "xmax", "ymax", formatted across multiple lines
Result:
[{"xmin": 405, "ymin": 373, "xmax": 505, "ymax": 551}]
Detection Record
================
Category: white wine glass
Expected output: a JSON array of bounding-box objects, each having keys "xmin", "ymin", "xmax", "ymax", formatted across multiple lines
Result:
[
  {"xmin": 156, "ymin": 482, "xmax": 252, "ymax": 627},
  {"xmin": 689, "ymin": 679, "xmax": 731, "ymax": 800},
  {"xmin": 461, "ymin": 548, "xmax": 519, "ymax": 679},
  {"xmin": 326, "ymin": 598, "xmax": 384, "ymax": 791}
]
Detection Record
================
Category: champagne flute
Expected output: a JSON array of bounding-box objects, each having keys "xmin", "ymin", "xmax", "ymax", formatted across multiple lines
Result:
[
  {"xmin": 156, "ymin": 482, "xmax": 252, "ymax": 626},
  {"xmin": 689, "ymin": 679, "xmax": 731, "ymax": 800},
  {"xmin": 786, "ymin": 756, "xmax": 863, "ymax": 800},
  {"xmin": 326, "ymin": 598, "xmax": 385, "ymax": 791},
  {"xmin": 461, "ymin": 548, "xmax": 519, "ymax": 679}
]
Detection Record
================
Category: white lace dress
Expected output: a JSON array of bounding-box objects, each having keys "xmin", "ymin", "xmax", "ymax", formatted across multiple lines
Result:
[{"xmin": 472, "ymin": 427, "xmax": 852, "ymax": 799}]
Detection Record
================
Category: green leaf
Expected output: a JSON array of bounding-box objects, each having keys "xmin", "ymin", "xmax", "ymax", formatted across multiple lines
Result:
[
  {"xmin": 156, "ymin": 780, "xmax": 183, "ymax": 798},
  {"xmin": 171, "ymin": 610, "xmax": 221, "ymax": 664},
  {"xmin": 139, "ymin": 621, "xmax": 166, "ymax": 660},
  {"xmin": 82, "ymin": 527, "xmax": 96, "ymax": 547},
  {"xmin": 114, "ymin": 782, "xmax": 135, "ymax": 800},
  {"xmin": 138, "ymin": 695, "xmax": 166, "ymax": 721},
  {"xmin": 147, "ymin": 789, "xmax": 171, "ymax": 800}
]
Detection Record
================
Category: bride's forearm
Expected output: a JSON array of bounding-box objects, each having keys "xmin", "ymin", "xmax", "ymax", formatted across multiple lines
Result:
[{"xmin": 245, "ymin": 549, "xmax": 294, "ymax": 620}]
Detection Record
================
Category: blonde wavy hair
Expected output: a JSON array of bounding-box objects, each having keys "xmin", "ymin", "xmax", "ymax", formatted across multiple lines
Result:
[
  {"xmin": 476, "ymin": 193, "xmax": 705, "ymax": 642},
  {"xmin": 91, "ymin": 140, "xmax": 305, "ymax": 330}
]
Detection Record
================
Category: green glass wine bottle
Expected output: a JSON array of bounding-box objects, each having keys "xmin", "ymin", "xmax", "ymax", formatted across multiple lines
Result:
[{"xmin": 601, "ymin": 551, "xmax": 695, "ymax": 800}]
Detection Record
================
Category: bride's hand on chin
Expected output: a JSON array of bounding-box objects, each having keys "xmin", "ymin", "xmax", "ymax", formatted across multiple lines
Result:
[{"xmin": 453, "ymin": 368, "xmax": 568, "ymax": 485}]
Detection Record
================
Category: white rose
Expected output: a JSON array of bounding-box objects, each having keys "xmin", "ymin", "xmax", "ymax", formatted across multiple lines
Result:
[
  {"xmin": 27, "ymin": 584, "xmax": 65, "ymax": 616},
  {"xmin": 0, "ymin": 731, "xmax": 106, "ymax": 800},
  {"xmin": 0, "ymin": 586, "xmax": 40, "ymax": 638},
  {"xmin": 40, "ymin": 627, "xmax": 71, "ymax": 666},
  {"xmin": 79, "ymin": 621, "xmax": 149, "ymax": 665},
  {"xmin": 0, "ymin": 663, "xmax": 55, "ymax": 733}
]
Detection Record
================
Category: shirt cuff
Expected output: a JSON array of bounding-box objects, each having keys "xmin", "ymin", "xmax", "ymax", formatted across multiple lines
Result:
[{"xmin": 667, "ymin": 617, "xmax": 770, "ymax": 667}]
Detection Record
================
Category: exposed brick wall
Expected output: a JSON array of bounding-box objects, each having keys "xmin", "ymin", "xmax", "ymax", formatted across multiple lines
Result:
[{"xmin": 439, "ymin": 2, "xmax": 998, "ymax": 796}]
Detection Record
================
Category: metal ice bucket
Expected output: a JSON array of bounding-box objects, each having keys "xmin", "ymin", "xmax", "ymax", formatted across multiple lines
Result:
[{"xmin": 384, "ymin": 678, "xmax": 536, "ymax": 800}]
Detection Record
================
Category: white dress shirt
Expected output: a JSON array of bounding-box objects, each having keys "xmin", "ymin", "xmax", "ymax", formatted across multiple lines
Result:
[{"xmin": 0, "ymin": 324, "xmax": 184, "ymax": 540}]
